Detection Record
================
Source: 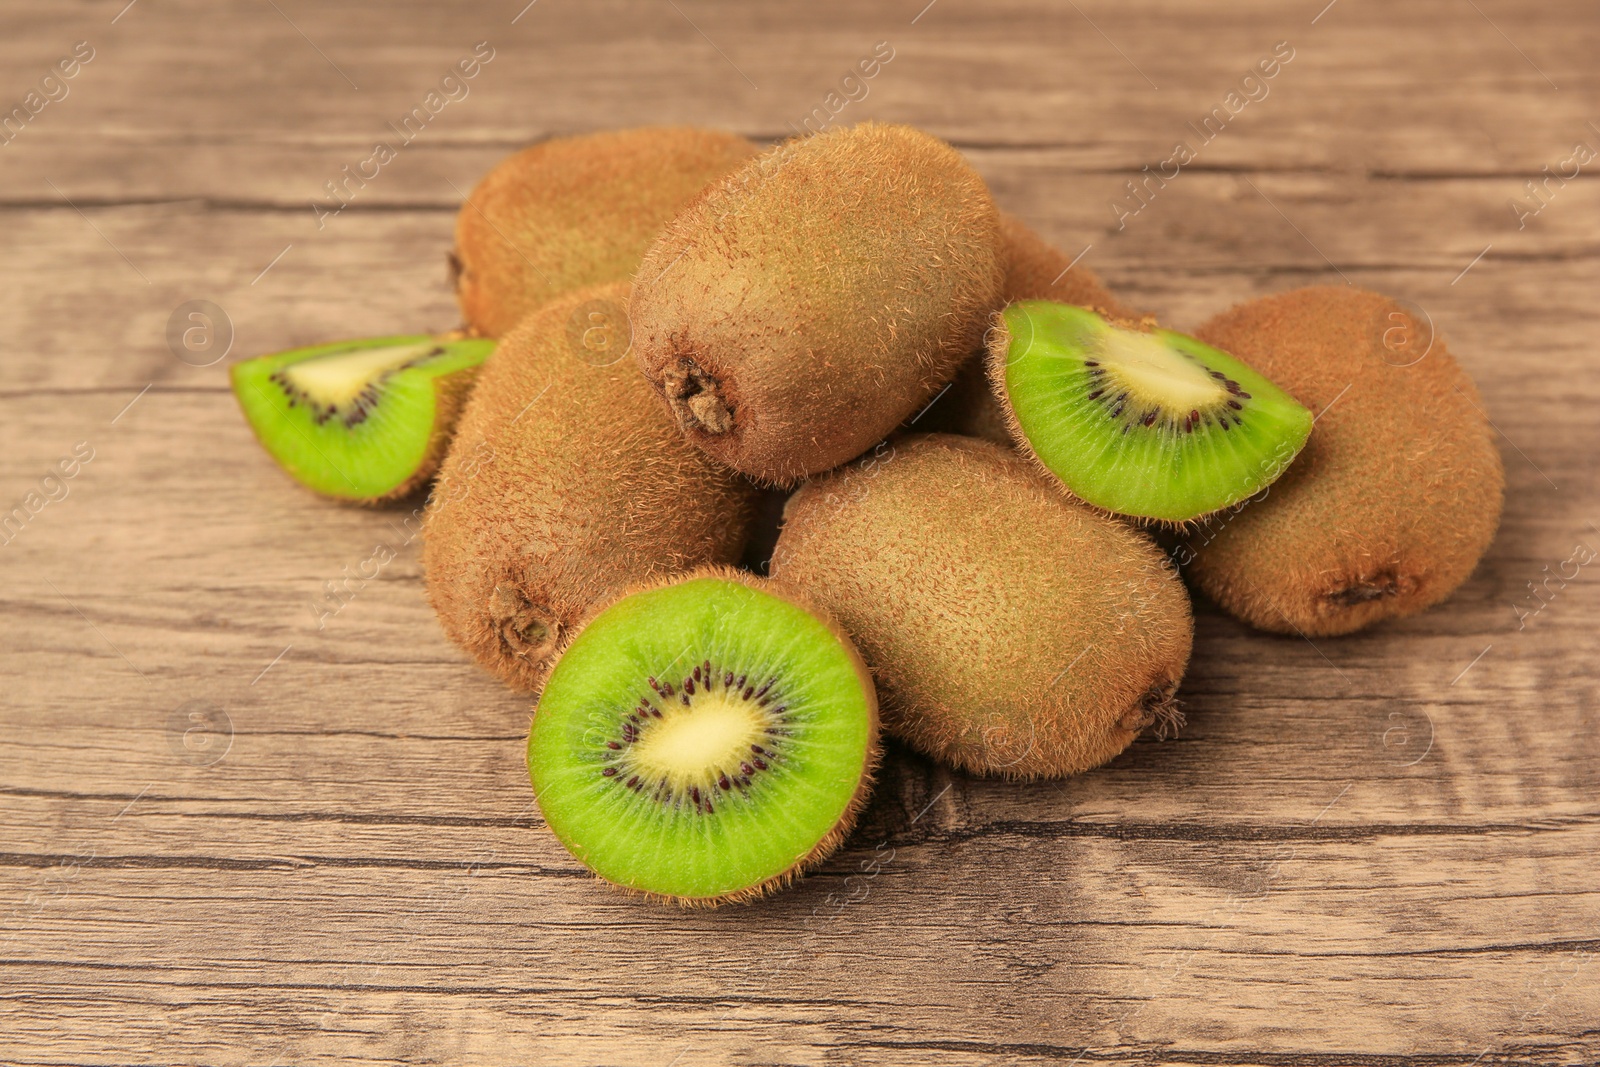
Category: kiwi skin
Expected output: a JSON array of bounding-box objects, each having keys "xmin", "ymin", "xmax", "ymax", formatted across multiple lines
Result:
[
  {"xmin": 916, "ymin": 213, "xmax": 1139, "ymax": 446},
  {"xmin": 453, "ymin": 127, "xmax": 757, "ymax": 338},
  {"xmin": 630, "ymin": 121, "xmax": 1004, "ymax": 485},
  {"xmin": 771, "ymin": 434, "xmax": 1193, "ymax": 779},
  {"xmin": 536, "ymin": 565, "xmax": 882, "ymax": 908},
  {"xmin": 422, "ymin": 282, "xmax": 759, "ymax": 691},
  {"xmin": 999, "ymin": 211, "xmax": 1140, "ymax": 318},
  {"xmin": 1185, "ymin": 286, "xmax": 1504, "ymax": 636}
]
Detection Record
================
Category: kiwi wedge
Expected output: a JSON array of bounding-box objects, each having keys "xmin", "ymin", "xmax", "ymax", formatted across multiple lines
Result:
[
  {"xmin": 528, "ymin": 568, "xmax": 880, "ymax": 905},
  {"xmin": 230, "ymin": 335, "xmax": 493, "ymax": 502},
  {"xmin": 988, "ymin": 301, "xmax": 1313, "ymax": 523}
]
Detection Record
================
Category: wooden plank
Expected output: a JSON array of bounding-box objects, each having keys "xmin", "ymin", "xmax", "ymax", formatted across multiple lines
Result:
[
  {"xmin": 2, "ymin": 172, "xmax": 1597, "ymax": 394},
  {"xmin": 0, "ymin": 0, "xmax": 1590, "ymax": 190}
]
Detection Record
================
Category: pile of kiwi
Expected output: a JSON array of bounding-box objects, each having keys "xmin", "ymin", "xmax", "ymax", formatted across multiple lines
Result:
[{"xmin": 231, "ymin": 123, "xmax": 1503, "ymax": 906}]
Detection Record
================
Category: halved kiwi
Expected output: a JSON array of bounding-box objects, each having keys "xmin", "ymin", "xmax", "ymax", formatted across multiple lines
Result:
[
  {"xmin": 987, "ymin": 301, "xmax": 1313, "ymax": 523},
  {"xmin": 231, "ymin": 335, "xmax": 493, "ymax": 502},
  {"xmin": 527, "ymin": 568, "xmax": 880, "ymax": 906}
]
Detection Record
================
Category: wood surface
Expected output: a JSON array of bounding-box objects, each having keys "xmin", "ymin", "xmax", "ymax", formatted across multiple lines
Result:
[{"xmin": 2, "ymin": 0, "xmax": 1597, "ymax": 1063}]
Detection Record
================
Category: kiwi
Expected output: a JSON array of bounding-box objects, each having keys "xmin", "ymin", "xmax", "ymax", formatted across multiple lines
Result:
[
  {"xmin": 907, "ymin": 356, "xmax": 1015, "ymax": 446},
  {"xmin": 987, "ymin": 301, "xmax": 1314, "ymax": 523},
  {"xmin": 423, "ymin": 282, "xmax": 759, "ymax": 691},
  {"xmin": 999, "ymin": 211, "xmax": 1139, "ymax": 318},
  {"xmin": 1185, "ymin": 286, "xmax": 1504, "ymax": 636},
  {"xmin": 630, "ymin": 121, "xmax": 1004, "ymax": 485},
  {"xmin": 528, "ymin": 567, "xmax": 880, "ymax": 905},
  {"xmin": 771, "ymin": 434, "xmax": 1193, "ymax": 779},
  {"xmin": 230, "ymin": 334, "xmax": 493, "ymax": 502},
  {"xmin": 912, "ymin": 214, "xmax": 1140, "ymax": 445},
  {"xmin": 453, "ymin": 127, "xmax": 757, "ymax": 338}
]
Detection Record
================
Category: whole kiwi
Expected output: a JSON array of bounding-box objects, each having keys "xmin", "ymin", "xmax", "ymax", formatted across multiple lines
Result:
[
  {"xmin": 998, "ymin": 211, "xmax": 1139, "ymax": 317},
  {"xmin": 1185, "ymin": 285, "xmax": 1504, "ymax": 636},
  {"xmin": 915, "ymin": 213, "xmax": 1140, "ymax": 444},
  {"xmin": 771, "ymin": 434, "xmax": 1193, "ymax": 778},
  {"xmin": 452, "ymin": 127, "xmax": 757, "ymax": 338},
  {"xmin": 423, "ymin": 282, "xmax": 759, "ymax": 690},
  {"xmin": 630, "ymin": 121, "xmax": 1004, "ymax": 485}
]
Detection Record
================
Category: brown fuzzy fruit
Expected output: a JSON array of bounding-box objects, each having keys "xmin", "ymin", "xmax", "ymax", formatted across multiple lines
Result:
[
  {"xmin": 452, "ymin": 127, "xmax": 757, "ymax": 338},
  {"xmin": 1185, "ymin": 286, "xmax": 1504, "ymax": 636},
  {"xmin": 630, "ymin": 122, "xmax": 1004, "ymax": 485},
  {"xmin": 772, "ymin": 434, "xmax": 1193, "ymax": 778},
  {"xmin": 423, "ymin": 282, "xmax": 759, "ymax": 690},
  {"xmin": 999, "ymin": 211, "xmax": 1139, "ymax": 317},
  {"xmin": 913, "ymin": 214, "xmax": 1139, "ymax": 445}
]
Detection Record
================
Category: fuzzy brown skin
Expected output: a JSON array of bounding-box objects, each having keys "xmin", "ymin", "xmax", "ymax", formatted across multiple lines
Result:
[
  {"xmin": 999, "ymin": 211, "xmax": 1139, "ymax": 317},
  {"xmin": 1186, "ymin": 286, "xmax": 1504, "ymax": 636},
  {"xmin": 630, "ymin": 122, "xmax": 1005, "ymax": 485},
  {"xmin": 453, "ymin": 128, "xmax": 757, "ymax": 339},
  {"xmin": 909, "ymin": 355, "xmax": 1014, "ymax": 446},
  {"xmin": 534, "ymin": 565, "xmax": 882, "ymax": 908},
  {"xmin": 771, "ymin": 434, "xmax": 1193, "ymax": 779},
  {"xmin": 423, "ymin": 284, "xmax": 759, "ymax": 691},
  {"xmin": 916, "ymin": 213, "xmax": 1139, "ymax": 446}
]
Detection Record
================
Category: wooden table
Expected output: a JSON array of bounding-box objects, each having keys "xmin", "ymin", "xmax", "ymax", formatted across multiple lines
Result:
[{"xmin": 4, "ymin": 1, "xmax": 1596, "ymax": 1062}]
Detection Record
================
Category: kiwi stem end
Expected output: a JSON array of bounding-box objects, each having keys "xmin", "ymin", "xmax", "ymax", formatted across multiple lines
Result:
[
  {"xmin": 1119, "ymin": 682, "xmax": 1184, "ymax": 740},
  {"xmin": 664, "ymin": 359, "xmax": 733, "ymax": 435},
  {"xmin": 490, "ymin": 584, "xmax": 559, "ymax": 662}
]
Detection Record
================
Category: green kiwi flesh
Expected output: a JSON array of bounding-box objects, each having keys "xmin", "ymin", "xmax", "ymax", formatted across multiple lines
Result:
[
  {"xmin": 988, "ymin": 301, "xmax": 1313, "ymax": 522},
  {"xmin": 231, "ymin": 335, "xmax": 493, "ymax": 502},
  {"xmin": 528, "ymin": 569, "xmax": 880, "ymax": 905}
]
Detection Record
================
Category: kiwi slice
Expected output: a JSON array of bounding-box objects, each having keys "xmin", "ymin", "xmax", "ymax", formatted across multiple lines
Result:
[
  {"xmin": 528, "ymin": 569, "xmax": 880, "ymax": 905},
  {"xmin": 987, "ymin": 301, "xmax": 1313, "ymax": 523},
  {"xmin": 231, "ymin": 335, "xmax": 492, "ymax": 502}
]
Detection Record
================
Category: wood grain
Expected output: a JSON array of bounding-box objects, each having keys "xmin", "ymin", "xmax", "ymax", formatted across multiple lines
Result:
[{"xmin": 2, "ymin": 0, "xmax": 1597, "ymax": 1063}]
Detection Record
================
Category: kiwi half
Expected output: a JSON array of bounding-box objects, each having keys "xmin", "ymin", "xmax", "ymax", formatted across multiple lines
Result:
[
  {"xmin": 230, "ymin": 335, "xmax": 493, "ymax": 502},
  {"xmin": 453, "ymin": 127, "xmax": 756, "ymax": 338},
  {"xmin": 528, "ymin": 568, "xmax": 880, "ymax": 905},
  {"xmin": 631, "ymin": 121, "xmax": 1004, "ymax": 485},
  {"xmin": 772, "ymin": 434, "xmax": 1193, "ymax": 779},
  {"xmin": 988, "ymin": 301, "xmax": 1314, "ymax": 523},
  {"xmin": 423, "ymin": 282, "xmax": 758, "ymax": 691},
  {"xmin": 1186, "ymin": 286, "xmax": 1504, "ymax": 636}
]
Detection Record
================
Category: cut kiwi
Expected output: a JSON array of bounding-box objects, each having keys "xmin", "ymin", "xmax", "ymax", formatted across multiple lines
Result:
[
  {"xmin": 527, "ymin": 569, "xmax": 880, "ymax": 905},
  {"xmin": 231, "ymin": 335, "xmax": 493, "ymax": 502},
  {"xmin": 987, "ymin": 301, "xmax": 1313, "ymax": 523}
]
